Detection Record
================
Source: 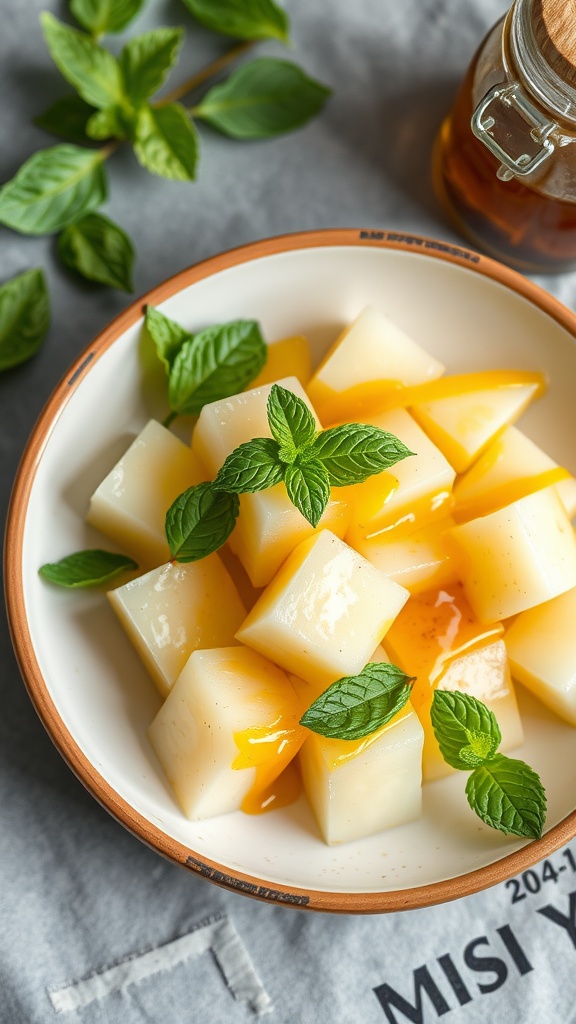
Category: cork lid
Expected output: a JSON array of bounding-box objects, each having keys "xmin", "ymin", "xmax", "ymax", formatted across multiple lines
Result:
[{"xmin": 533, "ymin": 0, "xmax": 576, "ymax": 87}]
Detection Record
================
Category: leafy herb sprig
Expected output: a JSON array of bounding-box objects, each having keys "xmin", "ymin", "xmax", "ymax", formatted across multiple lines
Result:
[
  {"xmin": 39, "ymin": 549, "xmax": 137, "ymax": 587},
  {"xmin": 300, "ymin": 662, "xmax": 415, "ymax": 741}
]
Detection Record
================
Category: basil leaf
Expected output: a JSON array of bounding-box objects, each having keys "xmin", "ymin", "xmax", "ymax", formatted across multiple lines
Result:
[
  {"xmin": 121, "ymin": 28, "xmax": 184, "ymax": 106},
  {"xmin": 145, "ymin": 306, "xmax": 191, "ymax": 374},
  {"xmin": 213, "ymin": 438, "xmax": 283, "ymax": 493},
  {"xmin": 308, "ymin": 423, "xmax": 414, "ymax": 486},
  {"xmin": 180, "ymin": 0, "xmax": 289, "ymax": 42},
  {"xmin": 0, "ymin": 269, "xmax": 50, "ymax": 371},
  {"xmin": 165, "ymin": 482, "xmax": 239, "ymax": 562},
  {"xmin": 34, "ymin": 95, "xmax": 97, "ymax": 143},
  {"xmin": 41, "ymin": 13, "xmax": 125, "ymax": 110},
  {"xmin": 57, "ymin": 213, "xmax": 135, "ymax": 292},
  {"xmin": 70, "ymin": 0, "xmax": 146, "ymax": 36},
  {"xmin": 39, "ymin": 549, "xmax": 137, "ymax": 587},
  {"xmin": 86, "ymin": 105, "xmax": 134, "ymax": 141},
  {"xmin": 195, "ymin": 58, "xmax": 331, "ymax": 139},
  {"xmin": 284, "ymin": 458, "xmax": 330, "ymax": 528},
  {"xmin": 267, "ymin": 383, "xmax": 316, "ymax": 462},
  {"xmin": 133, "ymin": 103, "xmax": 199, "ymax": 181},
  {"xmin": 430, "ymin": 690, "xmax": 501, "ymax": 771},
  {"xmin": 0, "ymin": 145, "xmax": 107, "ymax": 235},
  {"xmin": 300, "ymin": 662, "xmax": 413, "ymax": 741},
  {"xmin": 466, "ymin": 754, "xmax": 546, "ymax": 839},
  {"xmin": 168, "ymin": 319, "xmax": 266, "ymax": 416}
]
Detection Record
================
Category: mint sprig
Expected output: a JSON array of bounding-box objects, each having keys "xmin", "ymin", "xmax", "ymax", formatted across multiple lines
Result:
[
  {"xmin": 0, "ymin": 269, "xmax": 50, "ymax": 371},
  {"xmin": 165, "ymin": 482, "xmax": 240, "ymax": 562},
  {"xmin": 300, "ymin": 662, "xmax": 414, "ymax": 741},
  {"xmin": 431, "ymin": 690, "xmax": 546, "ymax": 839},
  {"xmin": 39, "ymin": 549, "xmax": 137, "ymax": 587}
]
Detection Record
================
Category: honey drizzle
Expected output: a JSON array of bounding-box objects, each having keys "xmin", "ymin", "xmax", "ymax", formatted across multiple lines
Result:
[
  {"xmin": 233, "ymin": 719, "xmax": 304, "ymax": 815},
  {"xmin": 453, "ymin": 466, "xmax": 572, "ymax": 521}
]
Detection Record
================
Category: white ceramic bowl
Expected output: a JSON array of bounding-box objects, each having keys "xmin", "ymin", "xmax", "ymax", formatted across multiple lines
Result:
[{"xmin": 6, "ymin": 229, "xmax": 576, "ymax": 913}]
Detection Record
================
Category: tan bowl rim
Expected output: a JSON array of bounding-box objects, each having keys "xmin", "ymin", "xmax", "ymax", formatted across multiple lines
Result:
[{"xmin": 5, "ymin": 227, "xmax": 576, "ymax": 914}]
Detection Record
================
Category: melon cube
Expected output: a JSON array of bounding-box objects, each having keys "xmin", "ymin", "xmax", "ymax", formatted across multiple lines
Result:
[
  {"xmin": 148, "ymin": 646, "xmax": 305, "ymax": 820},
  {"xmin": 108, "ymin": 555, "xmax": 246, "ymax": 698},
  {"xmin": 86, "ymin": 420, "xmax": 204, "ymax": 568},
  {"xmin": 356, "ymin": 517, "xmax": 459, "ymax": 595},
  {"xmin": 248, "ymin": 335, "xmax": 311, "ymax": 389}
]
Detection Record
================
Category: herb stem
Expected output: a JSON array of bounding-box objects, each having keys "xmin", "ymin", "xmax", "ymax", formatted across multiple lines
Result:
[
  {"xmin": 99, "ymin": 140, "xmax": 122, "ymax": 161},
  {"xmin": 163, "ymin": 410, "xmax": 177, "ymax": 428},
  {"xmin": 155, "ymin": 40, "xmax": 255, "ymax": 107}
]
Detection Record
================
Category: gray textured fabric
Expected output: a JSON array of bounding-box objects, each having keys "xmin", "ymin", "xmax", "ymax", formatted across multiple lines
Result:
[{"xmin": 2, "ymin": 1, "xmax": 576, "ymax": 1022}]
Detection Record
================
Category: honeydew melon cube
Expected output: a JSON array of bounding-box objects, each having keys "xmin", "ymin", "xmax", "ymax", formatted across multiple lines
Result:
[
  {"xmin": 107, "ymin": 556, "xmax": 246, "ymax": 698},
  {"xmin": 345, "ymin": 408, "xmax": 456, "ymax": 547},
  {"xmin": 411, "ymin": 380, "xmax": 541, "ymax": 473},
  {"xmin": 306, "ymin": 306, "xmax": 445, "ymax": 423},
  {"xmin": 192, "ymin": 376, "xmax": 349, "ymax": 587},
  {"xmin": 450, "ymin": 489, "xmax": 576, "ymax": 622},
  {"xmin": 86, "ymin": 420, "xmax": 204, "ymax": 568},
  {"xmin": 248, "ymin": 335, "xmax": 311, "ymax": 389},
  {"xmin": 453, "ymin": 425, "xmax": 576, "ymax": 521},
  {"xmin": 505, "ymin": 587, "xmax": 576, "ymax": 726},
  {"xmin": 236, "ymin": 530, "xmax": 410, "ymax": 688},
  {"xmin": 355, "ymin": 516, "xmax": 459, "ymax": 595},
  {"xmin": 148, "ymin": 646, "xmax": 305, "ymax": 820}
]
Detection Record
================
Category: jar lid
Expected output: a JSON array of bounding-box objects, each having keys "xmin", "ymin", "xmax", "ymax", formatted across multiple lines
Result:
[{"xmin": 533, "ymin": 0, "xmax": 576, "ymax": 87}]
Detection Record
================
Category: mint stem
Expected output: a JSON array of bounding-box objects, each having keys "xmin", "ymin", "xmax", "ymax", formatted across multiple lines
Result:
[
  {"xmin": 163, "ymin": 409, "xmax": 177, "ymax": 428},
  {"xmin": 155, "ymin": 40, "xmax": 255, "ymax": 108}
]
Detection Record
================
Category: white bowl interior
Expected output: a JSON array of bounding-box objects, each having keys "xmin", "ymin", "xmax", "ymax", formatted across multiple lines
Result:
[{"xmin": 20, "ymin": 244, "xmax": 576, "ymax": 896}]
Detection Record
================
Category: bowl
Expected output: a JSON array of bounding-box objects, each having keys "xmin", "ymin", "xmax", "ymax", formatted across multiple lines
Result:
[{"xmin": 5, "ymin": 228, "xmax": 576, "ymax": 913}]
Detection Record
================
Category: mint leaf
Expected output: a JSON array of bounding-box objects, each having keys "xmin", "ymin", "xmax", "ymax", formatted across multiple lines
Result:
[
  {"xmin": 39, "ymin": 549, "xmax": 137, "ymax": 587},
  {"xmin": 133, "ymin": 103, "xmax": 199, "ymax": 181},
  {"xmin": 430, "ymin": 690, "xmax": 501, "ymax": 770},
  {"xmin": 57, "ymin": 213, "xmax": 135, "ymax": 292},
  {"xmin": 86, "ymin": 105, "xmax": 134, "ymax": 141},
  {"xmin": 168, "ymin": 319, "xmax": 266, "ymax": 416},
  {"xmin": 35, "ymin": 95, "xmax": 97, "ymax": 143},
  {"xmin": 195, "ymin": 58, "xmax": 331, "ymax": 139},
  {"xmin": 180, "ymin": 0, "xmax": 290, "ymax": 42},
  {"xmin": 284, "ymin": 458, "xmax": 330, "ymax": 528},
  {"xmin": 70, "ymin": 0, "xmax": 146, "ymax": 36},
  {"xmin": 0, "ymin": 145, "xmax": 107, "ymax": 235},
  {"xmin": 308, "ymin": 424, "xmax": 414, "ymax": 486},
  {"xmin": 121, "ymin": 28, "xmax": 184, "ymax": 106},
  {"xmin": 165, "ymin": 482, "xmax": 239, "ymax": 562},
  {"xmin": 0, "ymin": 269, "xmax": 50, "ymax": 371},
  {"xmin": 300, "ymin": 662, "xmax": 413, "ymax": 740},
  {"xmin": 267, "ymin": 383, "xmax": 316, "ymax": 462},
  {"xmin": 41, "ymin": 13, "xmax": 125, "ymax": 110},
  {"xmin": 466, "ymin": 755, "xmax": 546, "ymax": 839},
  {"xmin": 145, "ymin": 306, "xmax": 191, "ymax": 374},
  {"xmin": 213, "ymin": 438, "xmax": 283, "ymax": 493}
]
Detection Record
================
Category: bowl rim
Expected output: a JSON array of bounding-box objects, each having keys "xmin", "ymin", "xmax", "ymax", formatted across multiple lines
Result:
[{"xmin": 5, "ymin": 226, "xmax": 576, "ymax": 913}]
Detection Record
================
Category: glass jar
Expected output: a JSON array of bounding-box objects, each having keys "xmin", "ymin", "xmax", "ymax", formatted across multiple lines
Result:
[{"xmin": 433, "ymin": 0, "xmax": 576, "ymax": 273}]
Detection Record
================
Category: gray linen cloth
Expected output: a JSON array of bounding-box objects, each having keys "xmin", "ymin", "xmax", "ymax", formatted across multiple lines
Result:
[{"xmin": 2, "ymin": 1, "xmax": 576, "ymax": 1022}]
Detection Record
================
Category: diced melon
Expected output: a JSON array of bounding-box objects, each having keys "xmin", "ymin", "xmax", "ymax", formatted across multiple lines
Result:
[
  {"xmin": 192, "ymin": 377, "xmax": 349, "ymax": 586},
  {"xmin": 453, "ymin": 425, "xmax": 576, "ymax": 521},
  {"xmin": 108, "ymin": 556, "xmax": 246, "ymax": 698},
  {"xmin": 236, "ymin": 530, "xmax": 409, "ymax": 688},
  {"xmin": 450, "ymin": 489, "xmax": 576, "ymax": 622},
  {"xmin": 345, "ymin": 408, "xmax": 456, "ymax": 546},
  {"xmin": 148, "ymin": 646, "xmax": 305, "ymax": 820},
  {"xmin": 86, "ymin": 420, "xmax": 204, "ymax": 568},
  {"xmin": 248, "ymin": 335, "xmax": 311, "ymax": 389},
  {"xmin": 505, "ymin": 587, "xmax": 576, "ymax": 726},
  {"xmin": 355, "ymin": 517, "xmax": 459, "ymax": 595},
  {"xmin": 306, "ymin": 306, "xmax": 445, "ymax": 423}
]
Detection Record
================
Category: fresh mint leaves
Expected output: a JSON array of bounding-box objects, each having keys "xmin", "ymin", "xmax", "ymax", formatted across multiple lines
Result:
[
  {"xmin": 180, "ymin": 0, "xmax": 290, "ymax": 43},
  {"xmin": 35, "ymin": 95, "xmax": 98, "ymax": 143},
  {"xmin": 431, "ymin": 690, "xmax": 546, "ymax": 839},
  {"xmin": 300, "ymin": 662, "xmax": 414, "ymax": 741},
  {"xmin": 41, "ymin": 14, "xmax": 126, "ymax": 111},
  {"xmin": 213, "ymin": 438, "xmax": 284, "ymax": 493},
  {"xmin": 70, "ymin": 0, "xmax": 146, "ymax": 37},
  {"xmin": 120, "ymin": 28, "xmax": 184, "ymax": 106},
  {"xmin": 145, "ymin": 306, "xmax": 191, "ymax": 373},
  {"xmin": 39, "ymin": 549, "xmax": 137, "ymax": 587},
  {"xmin": 0, "ymin": 269, "xmax": 50, "ymax": 371},
  {"xmin": 165, "ymin": 482, "xmax": 240, "ymax": 562},
  {"xmin": 308, "ymin": 423, "xmax": 414, "ymax": 486},
  {"xmin": 0, "ymin": 145, "xmax": 107, "ymax": 235},
  {"xmin": 283, "ymin": 460, "xmax": 331, "ymax": 529},
  {"xmin": 133, "ymin": 103, "xmax": 200, "ymax": 181},
  {"xmin": 268, "ymin": 381, "xmax": 316, "ymax": 458},
  {"xmin": 58, "ymin": 212, "xmax": 135, "ymax": 292}
]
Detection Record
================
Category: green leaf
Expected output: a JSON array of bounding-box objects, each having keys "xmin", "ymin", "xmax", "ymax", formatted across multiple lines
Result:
[
  {"xmin": 0, "ymin": 145, "xmax": 107, "ymax": 235},
  {"xmin": 284, "ymin": 458, "xmax": 330, "ymax": 528},
  {"xmin": 86, "ymin": 105, "xmax": 134, "ymax": 141},
  {"xmin": 300, "ymin": 662, "xmax": 414, "ymax": 741},
  {"xmin": 430, "ymin": 690, "xmax": 502, "ymax": 771},
  {"xmin": 34, "ymin": 95, "xmax": 97, "ymax": 143},
  {"xmin": 145, "ymin": 306, "xmax": 191, "ymax": 374},
  {"xmin": 267, "ymin": 383, "xmax": 316, "ymax": 462},
  {"xmin": 57, "ymin": 213, "xmax": 134, "ymax": 292},
  {"xmin": 466, "ymin": 754, "xmax": 547, "ymax": 839},
  {"xmin": 308, "ymin": 423, "xmax": 414, "ymax": 486},
  {"xmin": 165, "ymin": 482, "xmax": 240, "ymax": 562},
  {"xmin": 121, "ymin": 28, "xmax": 184, "ymax": 106},
  {"xmin": 168, "ymin": 319, "xmax": 267, "ymax": 416},
  {"xmin": 133, "ymin": 103, "xmax": 199, "ymax": 181},
  {"xmin": 70, "ymin": 0, "xmax": 146, "ymax": 36},
  {"xmin": 180, "ymin": 0, "xmax": 289, "ymax": 42},
  {"xmin": 39, "ymin": 549, "xmax": 137, "ymax": 587},
  {"xmin": 213, "ymin": 438, "xmax": 283, "ymax": 493},
  {"xmin": 195, "ymin": 58, "xmax": 331, "ymax": 139},
  {"xmin": 41, "ymin": 13, "xmax": 125, "ymax": 110},
  {"xmin": 0, "ymin": 269, "xmax": 50, "ymax": 371}
]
